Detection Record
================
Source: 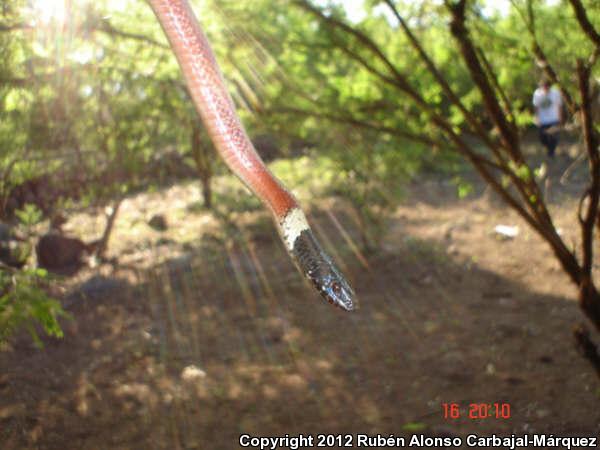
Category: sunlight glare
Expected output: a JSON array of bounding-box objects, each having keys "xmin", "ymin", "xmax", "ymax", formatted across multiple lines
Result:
[{"xmin": 31, "ymin": 0, "xmax": 68, "ymax": 25}]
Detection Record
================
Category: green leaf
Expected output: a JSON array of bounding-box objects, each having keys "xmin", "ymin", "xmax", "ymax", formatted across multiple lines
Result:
[
  {"xmin": 15, "ymin": 204, "xmax": 43, "ymax": 227},
  {"xmin": 458, "ymin": 182, "xmax": 474, "ymax": 199},
  {"xmin": 402, "ymin": 422, "xmax": 427, "ymax": 432}
]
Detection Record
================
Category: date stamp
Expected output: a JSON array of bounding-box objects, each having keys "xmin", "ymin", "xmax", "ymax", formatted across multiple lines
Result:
[{"xmin": 442, "ymin": 402, "xmax": 511, "ymax": 420}]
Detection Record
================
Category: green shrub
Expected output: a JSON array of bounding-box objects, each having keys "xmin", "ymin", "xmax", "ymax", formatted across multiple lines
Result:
[
  {"xmin": 0, "ymin": 268, "xmax": 69, "ymax": 348},
  {"xmin": 328, "ymin": 133, "xmax": 420, "ymax": 252}
]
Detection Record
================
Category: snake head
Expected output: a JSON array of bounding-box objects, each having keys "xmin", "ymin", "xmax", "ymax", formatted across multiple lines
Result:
[
  {"xmin": 315, "ymin": 262, "xmax": 355, "ymax": 311},
  {"xmin": 290, "ymin": 227, "xmax": 356, "ymax": 311}
]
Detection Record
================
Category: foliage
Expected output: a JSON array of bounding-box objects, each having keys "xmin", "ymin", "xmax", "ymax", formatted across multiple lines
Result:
[
  {"xmin": 14, "ymin": 202, "xmax": 43, "ymax": 227},
  {"xmin": 0, "ymin": 267, "xmax": 68, "ymax": 347},
  {"xmin": 328, "ymin": 130, "xmax": 417, "ymax": 251},
  {"xmin": 0, "ymin": 201, "xmax": 67, "ymax": 345},
  {"xmin": 0, "ymin": 0, "xmax": 593, "ymax": 224},
  {"xmin": 1, "ymin": 0, "xmax": 598, "ymax": 209},
  {"xmin": 0, "ymin": 0, "xmax": 220, "ymax": 215}
]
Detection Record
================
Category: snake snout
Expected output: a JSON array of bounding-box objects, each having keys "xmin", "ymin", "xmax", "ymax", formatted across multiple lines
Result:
[
  {"xmin": 291, "ymin": 227, "xmax": 355, "ymax": 311},
  {"xmin": 319, "ymin": 272, "xmax": 355, "ymax": 311}
]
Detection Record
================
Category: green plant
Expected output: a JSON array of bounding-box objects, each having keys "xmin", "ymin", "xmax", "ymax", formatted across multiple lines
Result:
[
  {"xmin": 14, "ymin": 203, "xmax": 44, "ymax": 228},
  {"xmin": 0, "ymin": 267, "xmax": 69, "ymax": 347}
]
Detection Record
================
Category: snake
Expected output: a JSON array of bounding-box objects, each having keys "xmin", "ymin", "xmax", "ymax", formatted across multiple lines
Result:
[{"xmin": 148, "ymin": 0, "xmax": 355, "ymax": 311}]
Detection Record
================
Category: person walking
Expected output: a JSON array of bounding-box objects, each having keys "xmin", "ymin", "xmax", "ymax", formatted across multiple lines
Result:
[{"xmin": 532, "ymin": 78, "xmax": 563, "ymax": 158}]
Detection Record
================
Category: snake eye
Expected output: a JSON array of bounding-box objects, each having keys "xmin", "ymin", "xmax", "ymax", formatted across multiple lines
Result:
[{"xmin": 331, "ymin": 281, "xmax": 341, "ymax": 295}]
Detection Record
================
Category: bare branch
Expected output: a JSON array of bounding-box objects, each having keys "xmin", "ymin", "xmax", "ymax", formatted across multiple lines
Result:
[
  {"xmin": 294, "ymin": 1, "xmax": 483, "ymax": 157},
  {"xmin": 94, "ymin": 18, "xmax": 169, "ymax": 50},
  {"xmin": 382, "ymin": 0, "xmax": 505, "ymax": 161},
  {"xmin": 293, "ymin": 0, "xmax": 414, "ymax": 94},
  {"xmin": 577, "ymin": 60, "xmax": 600, "ymax": 279},
  {"xmin": 570, "ymin": 58, "xmax": 600, "ymax": 332},
  {"xmin": 447, "ymin": 1, "xmax": 521, "ymax": 159},
  {"xmin": 446, "ymin": 2, "xmax": 575, "ymax": 255},
  {"xmin": 574, "ymin": 325, "xmax": 600, "ymax": 377},
  {"xmin": 0, "ymin": 77, "xmax": 27, "ymax": 87},
  {"xmin": 475, "ymin": 46, "xmax": 516, "ymax": 128},
  {"xmin": 271, "ymin": 105, "xmax": 440, "ymax": 147},
  {"xmin": 568, "ymin": 0, "xmax": 600, "ymax": 49},
  {"xmin": 332, "ymin": 37, "xmax": 403, "ymax": 91},
  {"xmin": 0, "ymin": 22, "xmax": 32, "ymax": 33}
]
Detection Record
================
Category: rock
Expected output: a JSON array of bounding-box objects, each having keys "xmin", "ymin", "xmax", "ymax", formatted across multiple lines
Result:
[
  {"xmin": 494, "ymin": 224, "xmax": 519, "ymax": 239},
  {"xmin": 181, "ymin": 365, "xmax": 206, "ymax": 381},
  {"xmin": 36, "ymin": 234, "xmax": 91, "ymax": 275},
  {"xmin": 148, "ymin": 214, "xmax": 168, "ymax": 231}
]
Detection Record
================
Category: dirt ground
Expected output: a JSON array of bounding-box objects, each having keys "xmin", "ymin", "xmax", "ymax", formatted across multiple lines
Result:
[{"xmin": 1, "ymin": 149, "xmax": 599, "ymax": 449}]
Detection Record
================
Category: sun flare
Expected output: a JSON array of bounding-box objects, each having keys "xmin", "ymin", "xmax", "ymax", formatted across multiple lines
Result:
[{"xmin": 30, "ymin": 0, "xmax": 68, "ymax": 25}]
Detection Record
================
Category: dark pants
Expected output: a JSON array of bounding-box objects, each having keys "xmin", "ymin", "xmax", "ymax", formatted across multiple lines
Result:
[{"xmin": 538, "ymin": 122, "xmax": 560, "ymax": 157}]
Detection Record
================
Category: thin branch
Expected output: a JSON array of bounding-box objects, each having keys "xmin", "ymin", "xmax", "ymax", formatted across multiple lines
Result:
[
  {"xmin": 332, "ymin": 36, "xmax": 403, "ymax": 91},
  {"xmin": 297, "ymin": 0, "xmax": 539, "ymax": 227},
  {"xmin": 568, "ymin": 0, "xmax": 600, "ymax": 49},
  {"xmin": 0, "ymin": 77, "xmax": 27, "ymax": 87},
  {"xmin": 294, "ymin": 1, "xmax": 483, "ymax": 157},
  {"xmin": 271, "ymin": 106, "xmax": 440, "ymax": 147},
  {"xmin": 294, "ymin": 0, "xmax": 414, "ymax": 94},
  {"xmin": 94, "ymin": 19, "xmax": 169, "ymax": 50},
  {"xmin": 574, "ymin": 325, "xmax": 600, "ymax": 377},
  {"xmin": 284, "ymin": 107, "xmax": 534, "ymax": 232},
  {"xmin": 447, "ymin": 1, "xmax": 573, "ymax": 258},
  {"xmin": 589, "ymin": 47, "xmax": 599, "ymax": 68},
  {"xmin": 577, "ymin": 60, "xmax": 600, "ymax": 279},
  {"xmin": 93, "ymin": 197, "xmax": 123, "ymax": 258},
  {"xmin": 382, "ymin": 0, "xmax": 500, "ymax": 152},
  {"xmin": 475, "ymin": 46, "xmax": 516, "ymax": 128},
  {"xmin": 0, "ymin": 22, "xmax": 32, "ymax": 32},
  {"xmin": 447, "ymin": 1, "xmax": 521, "ymax": 159}
]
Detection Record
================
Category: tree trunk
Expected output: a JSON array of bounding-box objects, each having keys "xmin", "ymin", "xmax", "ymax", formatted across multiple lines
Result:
[
  {"xmin": 201, "ymin": 176, "xmax": 212, "ymax": 209},
  {"xmin": 191, "ymin": 122, "xmax": 214, "ymax": 210},
  {"xmin": 579, "ymin": 278, "xmax": 600, "ymax": 333}
]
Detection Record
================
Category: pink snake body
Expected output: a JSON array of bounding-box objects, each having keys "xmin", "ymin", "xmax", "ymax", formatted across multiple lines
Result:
[
  {"xmin": 149, "ymin": 0, "xmax": 355, "ymax": 310},
  {"xmin": 148, "ymin": 0, "xmax": 295, "ymax": 218}
]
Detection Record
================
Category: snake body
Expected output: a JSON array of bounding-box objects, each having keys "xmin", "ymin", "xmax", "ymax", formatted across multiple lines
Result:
[{"xmin": 148, "ymin": 0, "xmax": 354, "ymax": 310}]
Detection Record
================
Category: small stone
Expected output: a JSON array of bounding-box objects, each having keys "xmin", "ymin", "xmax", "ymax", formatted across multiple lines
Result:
[
  {"xmin": 494, "ymin": 224, "xmax": 519, "ymax": 239},
  {"xmin": 181, "ymin": 365, "xmax": 206, "ymax": 381}
]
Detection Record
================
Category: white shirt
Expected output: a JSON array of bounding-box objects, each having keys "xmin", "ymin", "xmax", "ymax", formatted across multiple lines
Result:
[{"xmin": 533, "ymin": 86, "xmax": 562, "ymax": 125}]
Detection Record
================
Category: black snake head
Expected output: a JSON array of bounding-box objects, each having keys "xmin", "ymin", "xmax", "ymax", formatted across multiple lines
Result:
[
  {"xmin": 292, "ymin": 228, "xmax": 355, "ymax": 311},
  {"xmin": 314, "ymin": 261, "xmax": 355, "ymax": 311}
]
